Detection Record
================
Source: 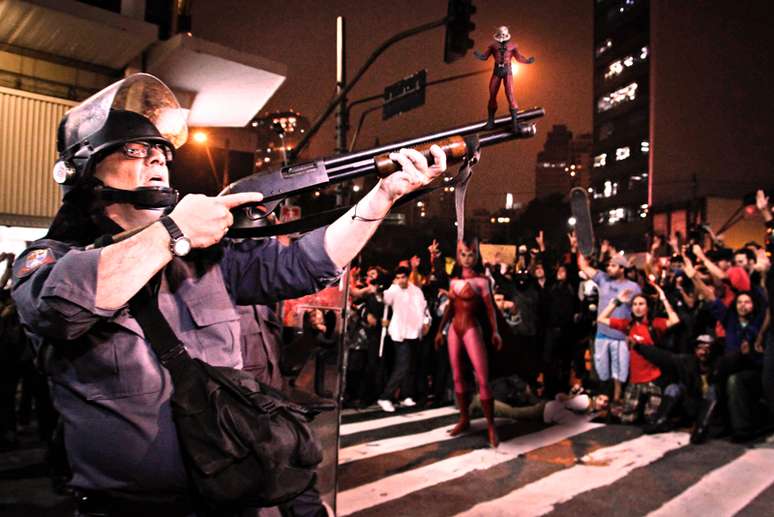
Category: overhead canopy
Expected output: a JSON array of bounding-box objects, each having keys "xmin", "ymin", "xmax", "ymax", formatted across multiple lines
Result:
[
  {"xmin": 0, "ymin": 0, "xmax": 157, "ymax": 71},
  {"xmin": 146, "ymin": 34, "xmax": 287, "ymax": 127},
  {"xmin": 0, "ymin": 1, "xmax": 287, "ymax": 127}
]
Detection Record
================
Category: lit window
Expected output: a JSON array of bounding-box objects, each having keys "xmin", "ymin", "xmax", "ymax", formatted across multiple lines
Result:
[
  {"xmin": 616, "ymin": 146, "xmax": 631, "ymax": 161},
  {"xmin": 596, "ymin": 38, "xmax": 613, "ymax": 57},
  {"xmin": 608, "ymin": 208, "xmax": 626, "ymax": 225},
  {"xmin": 604, "ymin": 60, "xmax": 624, "ymax": 79},
  {"xmin": 602, "ymin": 181, "xmax": 619, "ymax": 198},
  {"xmin": 594, "ymin": 153, "xmax": 607, "ymax": 167},
  {"xmin": 597, "ymin": 82, "xmax": 638, "ymax": 112}
]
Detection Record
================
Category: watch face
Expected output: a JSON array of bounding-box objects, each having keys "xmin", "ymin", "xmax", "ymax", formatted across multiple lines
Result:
[{"xmin": 173, "ymin": 237, "xmax": 192, "ymax": 256}]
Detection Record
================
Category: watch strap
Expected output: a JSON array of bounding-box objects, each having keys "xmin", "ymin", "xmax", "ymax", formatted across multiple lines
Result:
[{"xmin": 160, "ymin": 216, "xmax": 184, "ymax": 240}]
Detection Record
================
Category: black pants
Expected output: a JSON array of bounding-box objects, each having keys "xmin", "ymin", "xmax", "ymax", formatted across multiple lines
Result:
[
  {"xmin": 542, "ymin": 326, "xmax": 574, "ymax": 398},
  {"xmin": 356, "ymin": 331, "xmax": 386, "ymax": 405},
  {"xmin": 727, "ymin": 369, "xmax": 764, "ymax": 436},
  {"xmin": 380, "ymin": 339, "xmax": 418, "ymax": 400},
  {"xmin": 414, "ymin": 337, "xmax": 436, "ymax": 402},
  {"xmin": 712, "ymin": 352, "xmax": 762, "ymax": 433},
  {"xmin": 763, "ymin": 331, "xmax": 774, "ymax": 422}
]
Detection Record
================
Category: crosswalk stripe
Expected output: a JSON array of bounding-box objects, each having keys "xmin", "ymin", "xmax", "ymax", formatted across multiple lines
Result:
[
  {"xmin": 647, "ymin": 448, "xmax": 774, "ymax": 517},
  {"xmin": 455, "ymin": 432, "xmax": 690, "ymax": 517},
  {"xmin": 339, "ymin": 417, "xmax": 506, "ymax": 464},
  {"xmin": 339, "ymin": 406, "xmax": 458, "ymax": 436},
  {"xmin": 337, "ymin": 416, "xmax": 601, "ymax": 516}
]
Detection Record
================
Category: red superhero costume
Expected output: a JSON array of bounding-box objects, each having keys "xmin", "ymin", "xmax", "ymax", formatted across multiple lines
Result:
[
  {"xmin": 475, "ymin": 26, "xmax": 535, "ymax": 130},
  {"xmin": 436, "ymin": 241, "xmax": 502, "ymax": 447}
]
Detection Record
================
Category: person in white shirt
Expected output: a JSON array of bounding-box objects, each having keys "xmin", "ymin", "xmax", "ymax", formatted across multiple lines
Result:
[{"xmin": 377, "ymin": 266, "xmax": 430, "ymax": 412}]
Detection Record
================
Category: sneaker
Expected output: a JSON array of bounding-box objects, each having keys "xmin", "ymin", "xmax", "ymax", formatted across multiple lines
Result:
[
  {"xmin": 401, "ymin": 397, "xmax": 417, "ymax": 407},
  {"xmin": 377, "ymin": 399, "xmax": 396, "ymax": 412}
]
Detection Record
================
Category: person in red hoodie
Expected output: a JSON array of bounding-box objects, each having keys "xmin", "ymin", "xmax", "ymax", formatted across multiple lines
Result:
[{"xmin": 598, "ymin": 282, "xmax": 680, "ymax": 423}]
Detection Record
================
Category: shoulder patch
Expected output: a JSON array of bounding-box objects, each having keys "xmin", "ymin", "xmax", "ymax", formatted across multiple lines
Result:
[{"xmin": 14, "ymin": 248, "xmax": 56, "ymax": 279}]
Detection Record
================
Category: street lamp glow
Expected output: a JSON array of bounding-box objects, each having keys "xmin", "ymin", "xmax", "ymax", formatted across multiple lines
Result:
[
  {"xmin": 568, "ymin": 216, "xmax": 577, "ymax": 226},
  {"xmin": 193, "ymin": 131, "xmax": 208, "ymax": 144}
]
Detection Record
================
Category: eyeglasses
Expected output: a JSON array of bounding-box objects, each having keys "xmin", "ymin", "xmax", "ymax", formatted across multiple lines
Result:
[{"xmin": 121, "ymin": 141, "xmax": 174, "ymax": 162}]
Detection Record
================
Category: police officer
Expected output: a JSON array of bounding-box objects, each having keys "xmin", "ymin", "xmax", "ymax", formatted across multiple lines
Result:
[{"xmin": 11, "ymin": 73, "xmax": 446, "ymax": 515}]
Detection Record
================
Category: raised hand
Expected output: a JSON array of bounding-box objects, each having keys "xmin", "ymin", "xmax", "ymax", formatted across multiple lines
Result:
[
  {"xmin": 535, "ymin": 230, "xmax": 545, "ymax": 251},
  {"xmin": 617, "ymin": 288, "xmax": 634, "ymax": 304}
]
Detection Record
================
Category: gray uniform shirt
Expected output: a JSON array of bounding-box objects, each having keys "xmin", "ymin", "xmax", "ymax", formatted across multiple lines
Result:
[{"xmin": 12, "ymin": 227, "xmax": 340, "ymax": 495}]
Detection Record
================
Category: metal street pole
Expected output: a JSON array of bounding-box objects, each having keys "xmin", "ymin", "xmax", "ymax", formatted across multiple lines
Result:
[
  {"xmin": 290, "ymin": 16, "xmax": 448, "ymax": 161},
  {"xmin": 335, "ymin": 16, "xmax": 348, "ymax": 155}
]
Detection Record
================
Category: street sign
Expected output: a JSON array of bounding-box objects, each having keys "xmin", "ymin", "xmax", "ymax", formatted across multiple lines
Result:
[{"xmin": 383, "ymin": 69, "xmax": 427, "ymax": 120}]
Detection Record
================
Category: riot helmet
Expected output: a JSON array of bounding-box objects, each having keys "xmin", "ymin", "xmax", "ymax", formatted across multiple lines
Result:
[{"xmin": 53, "ymin": 73, "xmax": 188, "ymax": 209}]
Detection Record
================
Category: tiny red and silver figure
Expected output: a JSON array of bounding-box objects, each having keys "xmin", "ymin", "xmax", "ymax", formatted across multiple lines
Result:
[{"xmin": 475, "ymin": 25, "xmax": 535, "ymax": 131}]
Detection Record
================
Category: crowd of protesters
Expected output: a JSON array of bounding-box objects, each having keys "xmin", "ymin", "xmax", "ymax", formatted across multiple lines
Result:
[
  {"xmin": 1, "ymin": 189, "xmax": 773, "ymax": 476},
  {"xmin": 343, "ymin": 189, "xmax": 774, "ymax": 444}
]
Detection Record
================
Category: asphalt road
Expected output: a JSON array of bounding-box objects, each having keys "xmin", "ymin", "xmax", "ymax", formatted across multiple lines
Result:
[{"xmin": 3, "ymin": 406, "xmax": 773, "ymax": 516}]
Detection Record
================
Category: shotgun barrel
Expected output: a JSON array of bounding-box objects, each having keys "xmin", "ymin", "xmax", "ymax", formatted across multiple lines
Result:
[{"xmin": 222, "ymin": 107, "xmax": 544, "ymax": 228}]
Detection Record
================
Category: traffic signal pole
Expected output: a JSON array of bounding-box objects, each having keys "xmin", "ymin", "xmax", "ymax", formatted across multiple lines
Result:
[
  {"xmin": 335, "ymin": 16, "xmax": 348, "ymax": 155},
  {"xmin": 292, "ymin": 0, "xmax": 476, "ymax": 161},
  {"xmin": 291, "ymin": 16, "xmax": 448, "ymax": 161}
]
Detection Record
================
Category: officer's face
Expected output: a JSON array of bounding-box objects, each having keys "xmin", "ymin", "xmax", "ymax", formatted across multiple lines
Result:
[{"xmin": 94, "ymin": 142, "xmax": 170, "ymax": 191}]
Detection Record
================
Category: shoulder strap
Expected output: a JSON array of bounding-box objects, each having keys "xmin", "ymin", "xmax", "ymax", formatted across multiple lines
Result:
[{"xmin": 129, "ymin": 284, "xmax": 191, "ymax": 367}]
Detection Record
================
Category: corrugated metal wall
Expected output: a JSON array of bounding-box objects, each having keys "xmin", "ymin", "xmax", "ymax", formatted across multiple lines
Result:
[{"xmin": 0, "ymin": 86, "xmax": 76, "ymax": 226}]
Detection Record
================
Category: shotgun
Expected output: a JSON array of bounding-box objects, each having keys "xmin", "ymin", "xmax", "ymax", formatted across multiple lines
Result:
[
  {"xmin": 221, "ymin": 107, "xmax": 545, "ymax": 232},
  {"xmin": 93, "ymin": 108, "xmax": 544, "ymax": 247}
]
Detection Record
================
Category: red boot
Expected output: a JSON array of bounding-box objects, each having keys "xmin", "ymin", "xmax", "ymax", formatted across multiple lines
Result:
[
  {"xmin": 480, "ymin": 397, "xmax": 499, "ymax": 448},
  {"xmin": 448, "ymin": 391, "xmax": 471, "ymax": 436}
]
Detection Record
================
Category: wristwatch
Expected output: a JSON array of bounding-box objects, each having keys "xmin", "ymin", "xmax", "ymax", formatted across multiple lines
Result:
[{"xmin": 159, "ymin": 216, "xmax": 192, "ymax": 257}]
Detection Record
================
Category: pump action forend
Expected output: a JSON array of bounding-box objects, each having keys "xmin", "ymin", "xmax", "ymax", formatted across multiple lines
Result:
[{"xmin": 222, "ymin": 107, "xmax": 545, "ymax": 229}]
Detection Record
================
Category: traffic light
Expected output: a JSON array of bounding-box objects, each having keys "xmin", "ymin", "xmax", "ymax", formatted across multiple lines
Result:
[{"xmin": 443, "ymin": 0, "xmax": 476, "ymax": 64}]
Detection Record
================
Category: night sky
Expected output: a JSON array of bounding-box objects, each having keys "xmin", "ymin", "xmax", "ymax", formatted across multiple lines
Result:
[{"xmin": 191, "ymin": 0, "xmax": 593, "ymax": 212}]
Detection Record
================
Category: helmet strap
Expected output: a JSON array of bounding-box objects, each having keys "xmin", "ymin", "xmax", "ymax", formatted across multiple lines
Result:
[{"xmin": 94, "ymin": 183, "xmax": 180, "ymax": 210}]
